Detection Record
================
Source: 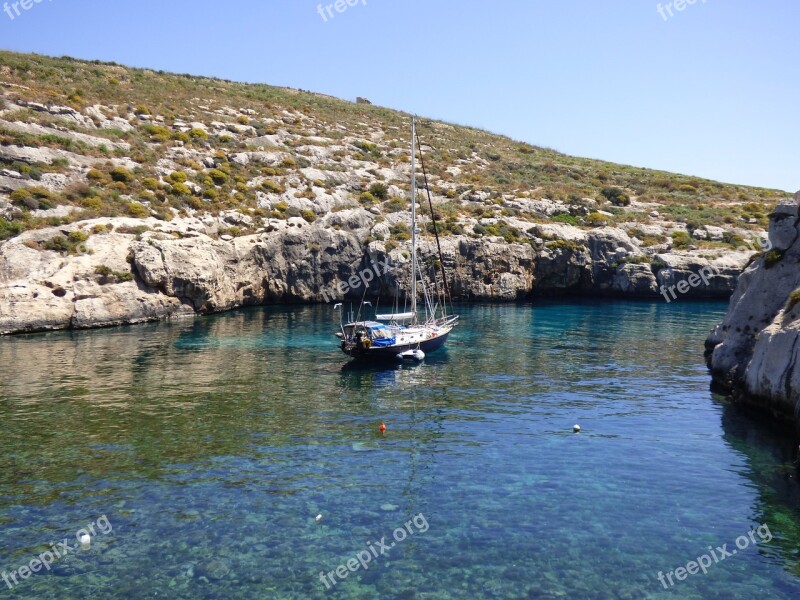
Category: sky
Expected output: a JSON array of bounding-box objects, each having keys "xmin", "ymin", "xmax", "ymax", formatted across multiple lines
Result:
[{"xmin": 0, "ymin": 0, "xmax": 798, "ymax": 192}]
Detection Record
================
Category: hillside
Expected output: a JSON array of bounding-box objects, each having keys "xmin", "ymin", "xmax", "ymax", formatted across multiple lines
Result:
[{"xmin": 0, "ymin": 50, "xmax": 792, "ymax": 334}]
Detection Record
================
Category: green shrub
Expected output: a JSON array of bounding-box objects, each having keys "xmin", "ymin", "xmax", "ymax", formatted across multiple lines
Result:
[
  {"xmin": 41, "ymin": 235, "xmax": 70, "ymax": 253},
  {"xmin": 722, "ymin": 231, "xmax": 746, "ymax": 248},
  {"xmin": 117, "ymin": 225, "xmax": 151, "ymax": 237},
  {"xmin": 0, "ymin": 218, "xmax": 23, "ymax": 240},
  {"xmin": 110, "ymin": 167, "xmax": 134, "ymax": 183},
  {"xmin": 671, "ymin": 231, "xmax": 691, "ymax": 249},
  {"xmin": 391, "ymin": 223, "xmax": 411, "ymax": 241},
  {"xmin": 94, "ymin": 265, "xmax": 113, "ymax": 278},
  {"xmin": 788, "ymin": 288, "xmax": 800, "ymax": 311},
  {"xmin": 262, "ymin": 179, "xmax": 284, "ymax": 194},
  {"xmin": 600, "ymin": 187, "xmax": 631, "ymax": 206},
  {"xmin": 369, "ymin": 182, "xmax": 389, "ymax": 200},
  {"xmin": 169, "ymin": 171, "xmax": 187, "ymax": 183},
  {"xmin": 622, "ymin": 255, "xmax": 652, "ymax": 265},
  {"xmin": 171, "ymin": 182, "xmax": 191, "ymax": 196},
  {"xmin": 551, "ymin": 212, "xmax": 579, "ymax": 226},
  {"xmin": 208, "ymin": 169, "xmax": 228, "ymax": 185},
  {"xmin": 301, "ymin": 209, "xmax": 317, "ymax": 223},
  {"xmin": 68, "ymin": 230, "xmax": 89, "ymax": 245},
  {"xmin": 545, "ymin": 239, "xmax": 585, "ymax": 252},
  {"xmin": 125, "ymin": 202, "xmax": 150, "ymax": 218},
  {"xmin": 185, "ymin": 196, "xmax": 204, "ymax": 210},
  {"xmin": 218, "ymin": 226, "xmax": 242, "ymax": 238},
  {"xmin": 383, "ymin": 197, "xmax": 406, "ymax": 213},
  {"xmin": 10, "ymin": 188, "xmax": 32, "ymax": 202},
  {"xmin": 141, "ymin": 177, "xmax": 160, "ymax": 190},
  {"xmin": 95, "ymin": 264, "xmax": 134, "ymax": 284},
  {"xmin": 765, "ymin": 250, "xmax": 785, "ymax": 268},
  {"xmin": 585, "ymin": 212, "xmax": 608, "ymax": 227},
  {"xmin": 144, "ymin": 124, "xmax": 172, "ymax": 142},
  {"xmin": 203, "ymin": 188, "xmax": 218, "ymax": 200},
  {"xmin": 631, "ymin": 228, "xmax": 667, "ymax": 246},
  {"xmin": 359, "ymin": 191, "xmax": 378, "ymax": 205},
  {"xmin": 41, "ymin": 232, "xmax": 89, "ymax": 255},
  {"xmin": 153, "ymin": 207, "xmax": 174, "ymax": 222},
  {"xmin": 482, "ymin": 222, "xmax": 523, "ymax": 243},
  {"xmin": 81, "ymin": 197, "xmax": 103, "ymax": 211},
  {"xmin": 189, "ymin": 128, "xmax": 208, "ymax": 139},
  {"xmin": 28, "ymin": 187, "xmax": 52, "ymax": 199},
  {"xmin": 353, "ymin": 141, "xmax": 381, "ymax": 159}
]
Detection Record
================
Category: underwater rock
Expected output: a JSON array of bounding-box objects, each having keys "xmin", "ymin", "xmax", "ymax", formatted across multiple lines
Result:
[{"xmin": 195, "ymin": 558, "xmax": 230, "ymax": 581}]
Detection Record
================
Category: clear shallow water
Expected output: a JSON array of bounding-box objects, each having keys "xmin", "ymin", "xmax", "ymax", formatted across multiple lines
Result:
[{"xmin": 1, "ymin": 301, "xmax": 800, "ymax": 599}]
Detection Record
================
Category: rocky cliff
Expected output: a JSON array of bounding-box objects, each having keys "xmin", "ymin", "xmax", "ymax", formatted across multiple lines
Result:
[
  {"xmin": 706, "ymin": 193, "xmax": 800, "ymax": 426},
  {"xmin": 0, "ymin": 209, "xmax": 758, "ymax": 335}
]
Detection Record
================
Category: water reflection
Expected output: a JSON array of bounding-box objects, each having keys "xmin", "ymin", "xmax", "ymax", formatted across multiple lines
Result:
[{"xmin": 720, "ymin": 401, "xmax": 800, "ymax": 578}]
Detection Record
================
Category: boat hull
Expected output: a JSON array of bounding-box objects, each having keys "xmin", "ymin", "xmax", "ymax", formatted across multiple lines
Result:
[{"xmin": 342, "ymin": 331, "xmax": 450, "ymax": 361}]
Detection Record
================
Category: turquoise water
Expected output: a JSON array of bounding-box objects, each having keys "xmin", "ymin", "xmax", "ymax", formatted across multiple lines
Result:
[{"xmin": 1, "ymin": 301, "xmax": 800, "ymax": 599}]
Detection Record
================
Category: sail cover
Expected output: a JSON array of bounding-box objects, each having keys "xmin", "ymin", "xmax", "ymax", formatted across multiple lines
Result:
[{"xmin": 375, "ymin": 312, "xmax": 415, "ymax": 321}]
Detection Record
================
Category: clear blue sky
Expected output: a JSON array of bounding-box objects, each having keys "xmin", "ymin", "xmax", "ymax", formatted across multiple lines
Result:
[{"xmin": 1, "ymin": 0, "xmax": 797, "ymax": 191}]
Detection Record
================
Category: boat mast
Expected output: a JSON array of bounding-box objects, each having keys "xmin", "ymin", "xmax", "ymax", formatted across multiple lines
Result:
[{"xmin": 410, "ymin": 116, "xmax": 418, "ymax": 325}]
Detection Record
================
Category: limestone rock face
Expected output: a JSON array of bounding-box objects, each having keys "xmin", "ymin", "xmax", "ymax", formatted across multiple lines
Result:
[
  {"xmin": 448, "ymin": 238, "xmax": 535, "ymax": 300},
  {"xmin": 0, "ymin": 228, "xmax": 190, "ymax": 335},
  {"xmin": 768, "ymin": 201, "xmax": 800, "ymax": 251},
  {"xmin": 706, "ymin": 194, "xmax": 800, "ymax": 426},
  {"xmin": 0, "ymin": 210, "xmax": 759, "ymax": 336},
  {"xmin": 130, "ymin": 224, "xmax": 366, "ymax": 309},
  {"xmin": 613, "ymin": 264, "xmax": 658, "ymax": 295},
  {"xmin": 654, "ymin": 253, "xmax": 744, "ymax": 299}
]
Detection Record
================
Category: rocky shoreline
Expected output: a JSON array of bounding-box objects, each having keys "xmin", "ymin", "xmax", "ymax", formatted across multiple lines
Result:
[{"xmin": 706, "ymin": 194, "xmax": 800, "ymax": 429}]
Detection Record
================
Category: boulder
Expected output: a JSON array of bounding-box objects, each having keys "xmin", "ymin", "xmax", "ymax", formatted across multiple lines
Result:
[{"xmin": 768, "ymin": 201, "xmax": 799, "ymax": 251}]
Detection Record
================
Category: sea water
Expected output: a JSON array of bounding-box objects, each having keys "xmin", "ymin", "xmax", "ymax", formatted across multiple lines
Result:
[{"xmin": 0, "ymin": 301, "xmax": 799, "ymax": 599}]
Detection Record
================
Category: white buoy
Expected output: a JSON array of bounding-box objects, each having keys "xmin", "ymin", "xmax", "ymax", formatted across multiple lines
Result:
[
  {"xmin": 315, "ymin": 514, "xmax": 323, "ymax": 523},
  {"xmin": 573, "ymin": 424, "xmax": 581, "ymax": 433},
  {"xmin": 79, "ymin": 534, "xmax": 91, "ymax": 546}
]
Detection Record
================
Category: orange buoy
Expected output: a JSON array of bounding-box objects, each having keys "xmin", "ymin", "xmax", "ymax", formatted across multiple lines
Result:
[{"xmin": 379, "ymin": 423, "xmax": 387, "ymax": 434}]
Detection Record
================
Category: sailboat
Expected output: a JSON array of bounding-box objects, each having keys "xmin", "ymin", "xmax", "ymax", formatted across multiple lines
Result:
[{"xmin": 334, "ymin": 117, "xmax": 459, "ymax": 361}]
